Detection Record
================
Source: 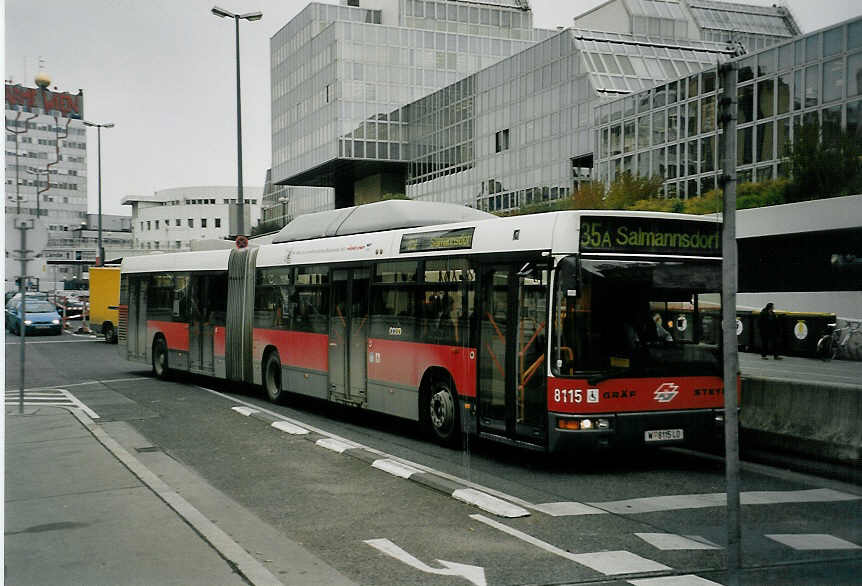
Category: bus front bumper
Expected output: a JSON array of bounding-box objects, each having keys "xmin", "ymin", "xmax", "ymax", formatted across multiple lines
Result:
[{"xmin": 547, "ymin": 408, "xmax": 725, "ymax": 454}]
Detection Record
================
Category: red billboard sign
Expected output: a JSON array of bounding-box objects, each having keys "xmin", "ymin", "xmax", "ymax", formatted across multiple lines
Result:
[{"xmin": 5, "ymin": 84, "xmax": 84, "ymax": 119}]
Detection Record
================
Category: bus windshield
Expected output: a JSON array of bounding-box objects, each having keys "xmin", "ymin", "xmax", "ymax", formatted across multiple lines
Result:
[{"xmin": 553, "ymin": 257, "xmax": 722, "ymax": 378}]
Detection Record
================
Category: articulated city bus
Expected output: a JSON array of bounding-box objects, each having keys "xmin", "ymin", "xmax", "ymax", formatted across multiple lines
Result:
[{"xmin": 119, "ymin": 200, "xmax": 726, "ymax": 452}]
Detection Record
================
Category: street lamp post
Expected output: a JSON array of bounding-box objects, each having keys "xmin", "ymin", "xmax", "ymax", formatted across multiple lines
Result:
[
  {"xmin": 83, "ymin": 121, "xmax": 114, "ymax": 266},
  {"xmin": 211, "ymin": 5, "xmax": 262, "ymax": 237}
]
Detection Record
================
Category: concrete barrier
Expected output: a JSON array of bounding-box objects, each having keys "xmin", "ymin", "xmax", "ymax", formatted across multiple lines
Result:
[{"xmin": 741, "ymin": 377, "xmax": 862, "ymax": 465}]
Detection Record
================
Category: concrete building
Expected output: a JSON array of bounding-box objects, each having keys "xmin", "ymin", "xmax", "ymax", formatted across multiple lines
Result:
[
  {"xmin": 122, "ymin": 186, "xmax": 263, "ymax": 251},
  {"xmin": 269, "ymin": 0, "xmax": 557, "ymax": 211},
  {"xmin": 5, "ymin": 77, "xmax": 88, "ymax": 291}
]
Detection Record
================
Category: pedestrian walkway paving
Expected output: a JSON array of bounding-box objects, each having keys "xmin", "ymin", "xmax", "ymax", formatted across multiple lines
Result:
[{"xmin": 4, "ymin": 406, "xmax": 263, "ymax": 585}]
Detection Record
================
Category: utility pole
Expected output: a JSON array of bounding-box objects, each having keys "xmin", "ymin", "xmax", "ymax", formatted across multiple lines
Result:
[
  {"xmin": 14, "ymin": 218, "xmax": 35, "ymax": 414},
  {"xmin": 718, "ymin": 60, "xmax": 741, "ymax": 585}
]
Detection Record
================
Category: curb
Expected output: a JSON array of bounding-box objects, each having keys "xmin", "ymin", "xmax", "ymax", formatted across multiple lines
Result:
[
  {"xmin": 231, "ymin": 405, "xmax": 530, "ymax": 518},
  {"xmin": 65, "ymin": 406, "xmax": 284, "ymax": 586}
]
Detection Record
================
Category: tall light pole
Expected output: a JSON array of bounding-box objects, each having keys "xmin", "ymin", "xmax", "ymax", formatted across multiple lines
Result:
[
  {"xmin": 211, "ymin": 5, "xmax": 262, "ymax": 237},
  {"xmin": 83, "ymin": 120, "xmax": 114, "ymax": 266}
]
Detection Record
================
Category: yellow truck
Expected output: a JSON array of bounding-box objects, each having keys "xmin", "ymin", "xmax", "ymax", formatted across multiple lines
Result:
[{"xmin": 89, "ymin": 265, "xmax": 120, "ymax": 343}]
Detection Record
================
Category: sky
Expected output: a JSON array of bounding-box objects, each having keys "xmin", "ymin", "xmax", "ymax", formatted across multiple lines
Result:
[{"xmin": 5, "ymin": 0, "xmax": 861, "ymax": 217}]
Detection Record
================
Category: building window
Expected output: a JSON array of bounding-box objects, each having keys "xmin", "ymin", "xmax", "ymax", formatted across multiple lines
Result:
[
  {"xmin": 495, "ymin": 129, "xmax": 509, "ymax": 152},
  {"xmin": 155, "ymin": 220, "xmax": 159, "ymax": 229},
  {"xmin": 175, "ymin": 219, "xmax": 181, "ymax": 227},
  {"xmin": 188, "ymin": 218, "xmax": 194, "ymax": 228},
  {"xmin": 215, "ymin": 218, "xmax": 221, "ymax": 228},
  {"xmin": 201, "ymin": 218, "xmax": 207, "ymax": 228},
  {"xmin": 147, "ymin": 221, "xmax": 151, "ymax": 230}
]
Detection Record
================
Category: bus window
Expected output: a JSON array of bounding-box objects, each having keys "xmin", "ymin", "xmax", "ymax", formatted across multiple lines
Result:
[
  {"xmin": 371, "ymin": 261, "xmax": 419, "ymax": 340},
  {"xmin": 294, "ymin": 265, "xmax": 329, "ymax": 334},
  {"xmin": 254, "ymin": 267, "xmax": 292, "ymax": 330},
  {"xmin": 205, "ymin": 273, "xmax": 229, "ymax": 326},
  {"xmin": 422, "ymin": 258, "xmax": 473, "ymax": 346},
  {"xmin": 173, "ymin": 274, "xmax": 190, "ymax": 322},
  {"xmin": 553, "ymin": 258, "xmax": 721, "ymax": 377}
]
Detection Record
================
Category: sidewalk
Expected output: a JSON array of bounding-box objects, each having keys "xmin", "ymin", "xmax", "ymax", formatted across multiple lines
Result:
[{"xmin": 5, "ymin": 406, "xmax": 260, "ymax": 585}]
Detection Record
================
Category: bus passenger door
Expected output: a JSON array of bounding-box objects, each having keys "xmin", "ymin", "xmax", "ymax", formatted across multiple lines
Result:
[
  {"xmin": 478, "ymin": 266, "xmax": 513, "ymax": 436},
  {"xmin": 328, "ymin": 269, "xmax": 369, "ymax": 406},
  {"xmin": 131, "ymin": 277, "xmax": 148, "ymax": 360},
  {"xmin": 328, "ymin": 270, "xmax": 349, "ymax": 403},
  {"xmin": 189, "ymin": 274, "xmax": 218, "ymax": 374},
  {"xmin": 477, "ymin": 264, "xmax": 547, "ymax": 444},
  {"xmin": 348, "ymin": 268, "xmax": 370, "ymax": 405}
]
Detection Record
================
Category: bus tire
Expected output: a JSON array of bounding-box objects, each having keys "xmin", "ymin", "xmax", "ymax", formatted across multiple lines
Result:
[
  {"xmin": 152, "ymin": 336, "xmax": 171, "ymax": 380},
  {"xmin": 103, "ymin": 322, "xmax": 117, "ymax": 344},
  {"xmin": 263, "ymin": 351, "xmax": 285, "ymax": 404},
  {"xmin": 425, "ymin": 378, "xmax": 460, "ymax": 447}
]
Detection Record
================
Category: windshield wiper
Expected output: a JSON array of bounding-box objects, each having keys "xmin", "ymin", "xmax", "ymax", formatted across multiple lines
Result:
[{"xmin": 587, "ymin": 368, "xmax": 633, "ymax": 386}]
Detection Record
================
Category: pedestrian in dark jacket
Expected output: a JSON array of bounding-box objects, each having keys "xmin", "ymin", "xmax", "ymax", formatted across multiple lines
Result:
[{"xmin": 759, "ymin": 302, "xmax": 782, "ymax": 360}]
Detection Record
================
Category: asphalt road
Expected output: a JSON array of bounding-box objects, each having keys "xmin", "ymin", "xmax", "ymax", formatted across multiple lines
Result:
[{"xmin": 5, "ymin": 330, "xmax": 862, "ymax": 585}]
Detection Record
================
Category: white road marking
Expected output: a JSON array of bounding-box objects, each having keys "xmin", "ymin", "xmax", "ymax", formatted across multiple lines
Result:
[
  {"xmin": 589, "ymin": 488, "xmax": 860, "ymax": 514},
  {"xmin": 372, "ymin": 459, "xmax": 421, "ymax": 479},
  {"xmin": 196, "ymin": 385, "xmax": 538, "ymax": 517},
  {"xmin": 453, "ymin": 489, "xmax": 530, "ymax": 518},
  {"xmin": 271, "ymin": 420, "xmax": 309, "ymax": 435},
  {"xmin": 4, "ymin": 388, "xmax": 99, "ymax": 419},
  {"xmin": 316, "ymin": 438, "xmax": 356, "ymax": 453},
  {"xmin": 629, "ymin": 575, "xmax": 723, "ymax": 585},
  {"xmin": 766, "ymin": 534, "xmax": 861, "ymax": 550},
  {"xmin": 635, "ymin": 533, "xmax": 721, "ymax": 550},
  {"xmin": 470, "ymin": 514, "xmax": 670, "ymax": 575},
  {"xmin": 20, "ymin": 377, "xmax": 149, "ymax": 392},
  {"xmin": 231, "ymin": 406, "xmax": 257, "ymax": 416},
  {"xmin": 533, "ymin": 501, "xmax": 607, "ymax": 516},
  {"xmin": 365, "ymin": 538, "xmax": 487, "ymax": 586}
]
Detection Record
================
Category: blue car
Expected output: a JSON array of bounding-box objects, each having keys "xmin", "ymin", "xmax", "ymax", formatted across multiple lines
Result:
[{"xmin": 5, "ymin": 299, "xmax": 62, "ymax": 336}]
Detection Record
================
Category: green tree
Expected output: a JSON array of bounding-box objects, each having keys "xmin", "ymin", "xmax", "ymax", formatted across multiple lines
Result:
[{"xmin": 250, "ymin": 219, "xmax": 282, "ymax": 237}]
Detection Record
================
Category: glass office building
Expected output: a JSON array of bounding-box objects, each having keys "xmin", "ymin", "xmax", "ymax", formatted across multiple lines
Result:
[
  {"xmin": 594, "ymin": 17, "xmax": 862, "ymax": 198},
  {"xmin": 405, "ymin": 28, "xmax": 734, "ymax": 211},
  {"xmin": 573, "ymin": 0, "xmax": 799, "ymax": 51},
  {"xmin": 270, "ymin": 0, "xmax": 552, "ymax": 208},
  {"xmin": 271, "ymin": 0, "xmax": 838, "ymax": 216}
]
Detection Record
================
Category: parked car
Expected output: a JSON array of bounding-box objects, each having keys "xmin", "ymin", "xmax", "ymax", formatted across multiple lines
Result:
[
  {"xmin": 5, "ymin": 299, "xmax": 62, "ymax": 336},
  {"xmin": 55, "ymin": 294, "xmax": 85, "ymax": 317}
]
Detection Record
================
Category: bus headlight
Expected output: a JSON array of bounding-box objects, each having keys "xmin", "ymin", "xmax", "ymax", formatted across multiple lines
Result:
[
  {"xmin": 24, "ymin": 320, "xmax": 32, "ymax": 325},
  {"xmin": 52, "ymin": 319, "xmax": 60, "ymax": 325},
  {"xmin": 557, "ymin": 417, "xmax": 612, "ymax": 431}
]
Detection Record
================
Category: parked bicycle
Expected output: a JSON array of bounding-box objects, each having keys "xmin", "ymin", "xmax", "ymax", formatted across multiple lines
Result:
[{"xmin": 816, "ymin": 321, "xmax": 862, "ymax": 361}]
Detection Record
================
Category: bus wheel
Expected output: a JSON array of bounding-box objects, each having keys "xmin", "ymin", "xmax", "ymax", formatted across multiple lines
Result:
[
  {"xmin": 103, "ymin": 322, "xmax": 117, "ymax": 344},
  {"xmin": 263, "ymin": 351, "xmax": 285, "ymax": 403},
  {"xmin": 427, "ymin": 379, "xmax": 460, "ymax": 446},
  {"xmin": 152, "ymin": 337, "xmax": 170, "ymax": 380}
]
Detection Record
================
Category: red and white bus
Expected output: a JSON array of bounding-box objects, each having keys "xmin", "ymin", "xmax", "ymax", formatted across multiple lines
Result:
[{"xmin": 119, "ymin": 200, "xmax": 727, "ymax": 452}]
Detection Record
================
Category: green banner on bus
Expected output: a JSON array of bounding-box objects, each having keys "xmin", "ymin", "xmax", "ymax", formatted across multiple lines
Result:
[
  {"xmin": 580, "ymin": 216, "xmax": 721, "ymax": 256},
  {"xmin": 400, "ymin": 227, "xmax": 475, "ymax": 253}
]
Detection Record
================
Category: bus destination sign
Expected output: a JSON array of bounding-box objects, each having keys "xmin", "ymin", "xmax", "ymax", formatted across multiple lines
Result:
[
  {"xmin": 400, "ymin": 227, "xmax": 475, "ymax": 254},
  {"xmin": 580, "ymin": 216, "xmax": 721, "ymax": 256}
]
